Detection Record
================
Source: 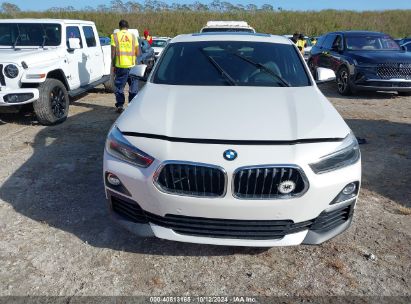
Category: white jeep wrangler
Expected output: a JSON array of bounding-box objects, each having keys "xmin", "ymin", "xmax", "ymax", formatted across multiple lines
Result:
[{"xmin": 0, "ymin": 19, "xmax": 113, "ymax": 125}]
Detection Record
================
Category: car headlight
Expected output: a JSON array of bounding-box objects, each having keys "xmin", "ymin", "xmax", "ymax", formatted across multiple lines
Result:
[
  {"xmin": 309, "ymin": 132, "xmax": 360, "ymax": 174},
  {"xmin": 106, "ymin": 126, "xmax": 154, "ymax": 167},
  {"xmin": 4, "ymin": 64, "xmax": 19, "ymax": 78}
]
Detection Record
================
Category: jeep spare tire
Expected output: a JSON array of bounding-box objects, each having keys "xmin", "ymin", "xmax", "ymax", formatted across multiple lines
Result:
[{"xmin": 33, "ymin": 79, "xmax": 69, "ymax": 125}]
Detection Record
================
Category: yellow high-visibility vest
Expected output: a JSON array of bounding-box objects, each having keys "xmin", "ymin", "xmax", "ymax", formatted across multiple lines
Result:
[
  {"xmin": 296, "ymin": 39, "xmax": 305, "ymax": 52},
  {"xmin": 110, "ymin": 30, "xmax": 138, "ymax": 68}
]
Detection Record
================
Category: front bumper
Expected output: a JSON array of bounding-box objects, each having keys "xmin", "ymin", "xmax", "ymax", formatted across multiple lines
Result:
[
  {"xmin": 352, "ymin": 66, "xmax": 411, "ymax": 92},
  {"xmin": 0, "ymin": 87, "xmax": 39, "ymax": 105},
  {"xmin": 103, "ymin": 139, "xmax": 361, "ymax": 247},
  {"xmin": 107, "ymin": 189, "xmax": 355, "ymax": 246}
]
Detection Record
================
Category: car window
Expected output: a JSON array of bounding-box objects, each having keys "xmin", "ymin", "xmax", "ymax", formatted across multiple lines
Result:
[
  {"xmin": 0, "ymin": 23, "xmax": 61, "ymax": 47},
  {"xmin": 332, "ymin": 35, "xmax": 343, "ymax": 50},
  {"xmin": 66, "ymin": 26, "xmax": 82, "ymax": 48},
  {"xmin": 152, "ymin": 40, "xmax": 168, "ymax": 47},
  {"xmin": 345, "ymin": 35, "xmax": 400, "ymax": 51},
  {"xmin": 82, "ymin": 26, "xmax": 96, "ymax": 47},
  {"xmin": 153, "ymin": 41, "xmax": 310, "ymax": 87},
  {"xmin": 315, "ymin": 36, "xmax": 326, "ymax": 48},
  {"xmin": 322, "ymin": 34, "xmax": 337, "ymax": 50}
]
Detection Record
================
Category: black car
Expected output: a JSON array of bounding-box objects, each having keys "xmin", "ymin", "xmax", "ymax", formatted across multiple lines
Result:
[{"xmin": 308, "ymin": 31, "xmax": 411, "ymax": 95}]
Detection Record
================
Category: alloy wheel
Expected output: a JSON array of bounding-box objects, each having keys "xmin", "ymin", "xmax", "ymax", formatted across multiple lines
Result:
[
  {"xmin": 337, "ymin": 69, "xmax": 348, "ymax": 93},
  {"xmin": 50, "ymin": 86, "xmax": 66, "ymax": 118}
]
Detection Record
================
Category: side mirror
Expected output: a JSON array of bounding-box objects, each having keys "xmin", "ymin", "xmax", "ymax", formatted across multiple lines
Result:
[
  {"xmin": 401, "ymin": 45, "xmax": 406, "ymax": 51},
  {"xmin": 129, "ymin": 64, "xmax": 147, "ymax": 78},
  {"xmin": 316, "ymin": 67, "xmax": 336, "ymax": 84},
  {"xmin": 68, "ymin": 38, "xmax": 81, "ymax": 50}
]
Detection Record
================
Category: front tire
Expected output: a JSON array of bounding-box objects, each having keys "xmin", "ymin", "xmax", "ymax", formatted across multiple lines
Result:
[
  {"xmin": 336, "ymin": 67, "xmax": 352, "ymax": 96},
  {"xmin": 33, "ymin": 79, "xmax": 69, "ymax": 125}
]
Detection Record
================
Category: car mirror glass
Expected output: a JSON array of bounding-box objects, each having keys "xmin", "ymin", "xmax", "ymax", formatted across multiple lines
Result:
[
  {"xmin": 130, "ymin": 64, "xmax": 147, "ymax": 79},
  {"xmin": 316, "ymin": 67, "xmax": 336, "ymax": 84},
  {"xmin": 68, "ymin": 38, "xmax": 81, "ymax": 50}
]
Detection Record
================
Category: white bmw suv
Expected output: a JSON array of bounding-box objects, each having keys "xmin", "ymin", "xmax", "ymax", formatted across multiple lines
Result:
[{"xmin": 103, "ymin": 33, "xmax": 361, "ymax": 247}]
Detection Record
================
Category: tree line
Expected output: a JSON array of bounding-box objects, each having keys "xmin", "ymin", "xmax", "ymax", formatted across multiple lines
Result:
[
  {"xmin": 1, "ymin": 1, "xmax": 283, "ymax": 14},
  {"xmin": 1, "ymin": 1, "xmax": 410, "ymax": 38}
]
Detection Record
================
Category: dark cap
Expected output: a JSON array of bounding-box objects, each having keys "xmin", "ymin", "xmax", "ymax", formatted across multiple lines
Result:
[{"xmin": 119, "ymin": 20, "xmax": 129, "ymax": 29}]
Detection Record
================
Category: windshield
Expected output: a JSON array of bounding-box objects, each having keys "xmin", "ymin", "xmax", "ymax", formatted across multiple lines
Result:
[
  {"xmin": 201, "ymin": 28, "xmax": 254, "ymax": 33},
  {"xmin": 152, "ymin": 40, "xmax": 168, "ymax": 47},
  {"xmin": 153, "ymin": 41, "xmax": 310, "ymax": 87},
  {"xmin": 345, "ymin": 35, "xmax": 400, "ymax": 51},
  {"xmin": 0, "ymin": 23, "xmax": 61, "ymax": 47}
]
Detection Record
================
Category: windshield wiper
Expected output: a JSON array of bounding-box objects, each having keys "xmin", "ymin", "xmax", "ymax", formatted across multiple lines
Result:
[
  {"xmin": 230, "ymin": 51, "xmax": 290, "ymax": 87},
  {"xmin": 200, "ymin": 49, "xmax": 237, "ymax": 86},
  {"xmin": 40, "ymin": 24, "xmax": 47, "ymax": 48},
  {"xmin": 12, "ymin": 24, "xmax": 21, "ymax": 49}
]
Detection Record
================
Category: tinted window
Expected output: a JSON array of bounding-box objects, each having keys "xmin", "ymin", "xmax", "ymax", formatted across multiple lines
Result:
[
  {"xmin": 322, "ymin": 34, "xmax": 337, "ymax": 50},
  {"xmin": 345, "ymin": 34, "xmax": 400, "ymax": 51},
  {"xmin": 83, "ymin": 26, "xmax": 96, "ymax": 47},
  {"xmin": 66, "ymin": 26, "xmax": 82, "ymax": 48},
  {"xmin": 0, "ymin": 23, "xmax": 61, "ymax": 46},
  {"xmin": 332, "ymin": 35, "xmax": 343, "ymax": 50},
  {"xmin": 153, "ymin": 41, "xmax": 310, "ymax": 87}
]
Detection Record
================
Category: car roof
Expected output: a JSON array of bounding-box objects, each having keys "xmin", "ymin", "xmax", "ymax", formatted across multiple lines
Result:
[
  {"xmin": 170, "ymin": 33, "xmax": 292, "ymax": 45},
  {"xmin": 329, "ymin": 30, "xmax": 387, "ymax": 36},
  {"xmin": 0, "ymin": 18, "xmax": 94, "ymax": 25}
]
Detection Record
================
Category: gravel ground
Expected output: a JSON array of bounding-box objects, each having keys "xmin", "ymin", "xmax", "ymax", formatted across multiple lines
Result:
[{"xmin": 0, "ymin": 82, "xmax": 410, "ymax": 298}]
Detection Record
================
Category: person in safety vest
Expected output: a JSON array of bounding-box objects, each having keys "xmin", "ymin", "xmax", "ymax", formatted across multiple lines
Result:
[
  {"xmin": 291, "ymin": 32, "xmax": 299, "ymax": 44},
  {"xmin": 143, "ymin": 29, "xmax": 153, "ymax": 45},
  {"xmin": 311, "ymin": 37, "xmax": 317, "ymax": 45},
  {"xmin": 111, "ymin": 19, "xmax": 139, "ymax": 113},
  {"xmin": 296, "ymin": 34, "xmax": 306, "ymax": 54}
]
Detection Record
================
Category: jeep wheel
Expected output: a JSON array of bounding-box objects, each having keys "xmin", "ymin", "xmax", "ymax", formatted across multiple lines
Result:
[
  {"xmin": 336, "ymin": 67, "xmax": 352, "ymax": 96},
  {"xmin": 104, "ymin": 70, "xmax": 115, "ymax": 93},
  {"xmin": 33, "ymin": 79, "xmax": 69, "ymax": 125}
]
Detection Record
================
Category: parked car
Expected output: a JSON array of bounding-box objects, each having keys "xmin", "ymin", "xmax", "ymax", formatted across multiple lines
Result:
[
  {"xmin": 99, "ymin": 36, "xmax": 111, "ymax": 46},
  {"xmin": 402, "ymin": 41, "xmax": 411, "ymax": 52},
  {"xmin": 103, "ymin": 32, "xmax": 361, "ymax": 247},
  {"xmin": 152, "ymin": 36, "xmax": 171, "ymax": 59},
  {"xmin": 284, "ymin": 35, "xmax": 313, "ymax": 61},
  {"xmin": 200, "ymin": 21, "xmax": 256, "ymax": 33},
  {"xmin": 398, "ymin": 37, "xmax": 411, "ymax": 46},
  {"xmin": 308, "ymin": 31, "xmax": 411, "ymax": 96},
  {"xmin": 0, "ymin": 19, "xmax": 113, "ymax": 125}
]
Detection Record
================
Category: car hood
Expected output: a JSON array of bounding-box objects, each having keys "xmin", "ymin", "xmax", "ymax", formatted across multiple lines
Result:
[
  {"xmin": 117, "ymin": 83, "xmax": 349, "ymax": 141},
  {"xmin": 0, "ymin": 48, "xmax": 60, "ymax": 66},
  {"xmin": 348, "ymin": 50, "xmax": 411, "ymax": 64}
]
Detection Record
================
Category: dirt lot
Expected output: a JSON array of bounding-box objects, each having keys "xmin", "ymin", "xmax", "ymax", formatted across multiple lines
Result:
[{"xmin": 0, "ymin": 82, "xmax": 410, "ymax": 298}]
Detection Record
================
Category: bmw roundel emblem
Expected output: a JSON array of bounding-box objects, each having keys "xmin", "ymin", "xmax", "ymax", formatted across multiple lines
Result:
[{"xmin": 223, "ymin": 149, "xmax": 237, "ymax": 161}]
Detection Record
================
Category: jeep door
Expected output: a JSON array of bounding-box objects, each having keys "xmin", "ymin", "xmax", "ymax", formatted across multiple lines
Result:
[
  {"xmin": 81, "ymin": 25, "xmax": 104, "ymax": 82},
  {"xmin": 65, "ymin": 25, "xmax": 89, "ymax": 88}
]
